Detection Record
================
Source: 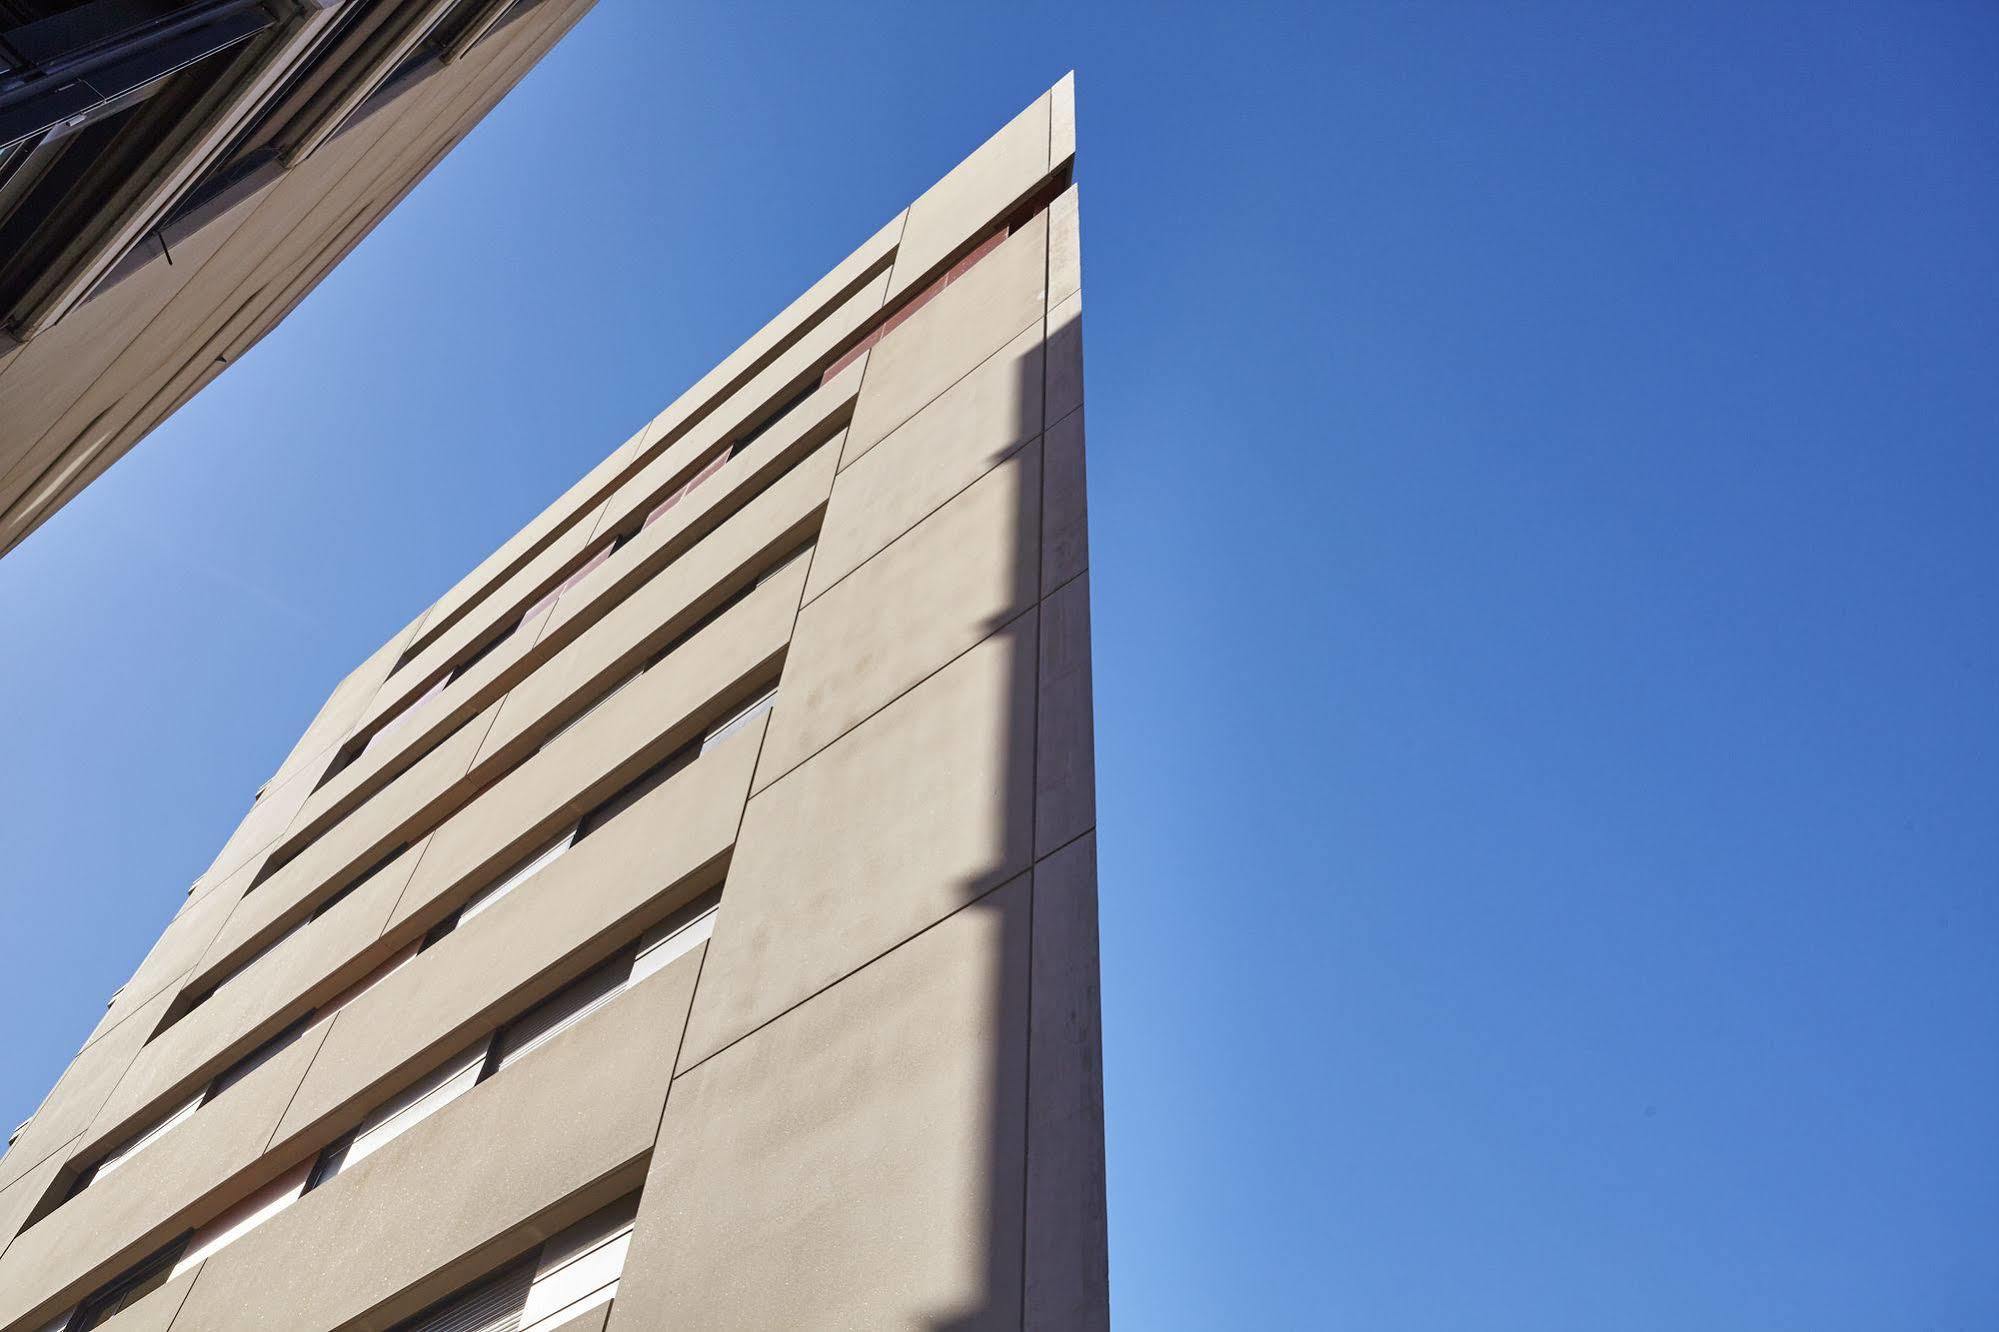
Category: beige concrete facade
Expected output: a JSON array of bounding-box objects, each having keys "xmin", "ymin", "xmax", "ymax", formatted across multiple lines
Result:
[
  {"xmin": 0, "ymin": 0, "xmax": 599, "ymax": 558},
  {"xmin": 0, "ymin": 77, "xmax": 1102, "ymax": 1331}
]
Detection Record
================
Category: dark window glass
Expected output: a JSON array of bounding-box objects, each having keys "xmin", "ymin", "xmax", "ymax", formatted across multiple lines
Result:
[
  {"xmin": 207, "ymin": 1012, "xmax": 315, "ymax": 1101},
  {"xmin": 70, "ymin": 1233, "xmax": 190, "ymax": 1330}
]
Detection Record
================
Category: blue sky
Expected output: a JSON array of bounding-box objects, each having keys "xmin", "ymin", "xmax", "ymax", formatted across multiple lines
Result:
[{"xmin": 3, "ymin": 3, "xmax": 1996, "ymax": 1326}]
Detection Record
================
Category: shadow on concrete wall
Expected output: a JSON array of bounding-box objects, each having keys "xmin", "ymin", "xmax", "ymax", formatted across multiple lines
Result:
[{"xmin": 923, "ymin": 289, "xmax": 1100, "ymax": 1332}]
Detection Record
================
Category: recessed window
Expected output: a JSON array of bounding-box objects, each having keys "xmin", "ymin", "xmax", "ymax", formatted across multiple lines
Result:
[
  {"xmin": 387, "ymin": 1193, "xmax": 638, "ymax": 1332},
  {"xmin": 57, "ymin": 1014, "xmax": 315, "ymax": 1219},
  {"xmin": 172, "ymin": 1160, "xmax": 310, "ymax": 1278},
  {"xmin": 446, "ymin": 626, "xmax": 513, "ymax": 688},
  {"xmin": 575, "ymin": 744, "xmax": 696, "ymax": 843},
  {"xmin": 488, "ymin": 955, "xmax": 631, "ymax": 1075},
  {"xmin": 643, "ymin": 447, "xmax": 730, "ymax": 530},
  {"xmin": 457, "ymin": 828, "xmax": 579, "ymax": 928},
  {"xmin": 64, "ymin": 1232, "xmax": 190, "ymax": 1330},
  {"xmin": 728, "ymin": 379, "xmax": 817, "ymax": 459},
  {"xmin": 207, "ymin": 1012, "xmax": 316, "ymax": 1102},
  {"xmin": 631, "ymin": 889, "xmax": 721, "ymax": 984},
  {"xmin": 702, "ymin": 685, "xmax": 777, "ymax": 753},
  {"xmin": 309, "ymin": 1038, "xmax": 489, "ymax": 1191}
]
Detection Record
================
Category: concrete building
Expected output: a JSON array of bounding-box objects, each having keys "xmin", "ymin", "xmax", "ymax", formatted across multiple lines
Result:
[
  {"xmin": 0, "ymin": 0, "xmax": 600, "ymax": 558},
  {"xmin": 0, "ymin": 76, "xmax": 1103, "ymax": 1331}
]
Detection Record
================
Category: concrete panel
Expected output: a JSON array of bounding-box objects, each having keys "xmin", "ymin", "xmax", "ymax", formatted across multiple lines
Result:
[
  {"xmin": 1046, "ymin": 291, "xmax": 1083, "ymax": 429},
  {"xmin": 274, "ymin": 721, "xmax": 758, "ymax": 1147},
  {"xmin": 222, "ymin": 378, "xmax": 832, "ymax": 878},
  {"xmin": 174, "ymin": 948, "xmax": 704, "ymax": 1332},
  {"xmin": 389, "ymin": 560, "xmax": 800, "ymax": 935},
  {"xmin": 594, "ymin": 337, "xmax": 865, "ymax": 564},
  {"xmin": 408, "ymin": 205, "xmax": 894, "ymax": 656},
  {"xmin": 889, "ymin": 86, "xmax": 1053, "ymax": 300},
  {"xmin": 5, "ymin": 0, "xmax": 571, "ymax": 536},
  {"xmin": 761, "ymin": 445, "xmax": 1040, "ymax": 787},
  {"xmin": 812, "ymin": 320, "xmax": 1041, "ymax": 597},
  {"xmin": 181, "ymin": 842, "xmax": 263, "ymax": 915},
  {"xmin": 78, "ymin": 988, "xmax": 138, "ymax": 1055},
  {"xmin": 0, "ymin": 987, "xmax": 174, "ymax": 1194},
  {"xmin": 610, "ymin": 877, "xmax": 1028, "ymax": 1332},
  {"xmin": 366, "ymin": 505, "xmax": 610, "ymax": 737},
  {"xmin": 87, "ymin": 880, "xmax": 239, "ymax": 1048},
  {"xmin": 1050, "ymin": 74, "xmax": 1077, "ymax": 179},
  {"xmin": 332, "ymin": 422, "xmax": 830, "ymax": 831},
  {"xmin": 846, "ymin": 212, "xmax": 1048, "ymax": 468},
  {"xmin": 196, "ymin": 708, "xmax": 498, "ymax": 986},
  {"xmin": 0, "ymin": 194, "xmax": 253, "ymax": 542},
  {"xmin": 200, "ymin": 745, "xmax": 340, "ymax": 895},
  {"xmin": 1042, "ymin": 408, "xmax": 1088, "ymax": 594},
  {"xmin": 255, "ymin": 622, "xmax": 429, "ymax": 806},
  {"xmin": 287, "ymin": 602, "xmax": 556, "ymax": 851},
  {"xmin": 0, "ymin": 1146, "xmax": 68, "ymax": 1254},
  {"xmin": 483, "ymin": 443, "xmax": 834, "ymax": 765},
  {"xmin": 0, "ymin": 5, "xmax": 594, "ymax": 545},
  {"xmin": 419, "ymin": 441, "xmax": 638, "ymax": 660},
  {"xmin": 1036, "ymin": 575, "xmax": 1096, "ymax": 860},
  {"xmin": 688, "ymin": 619, "xmax": 1036, "ymax": 1067},
  {"xmin": 0, "ymin": 0, "xmax": 591, "ymax": 556},
  {"xmin": 1048, "ymin": 183, "xmax": 1080, "ymax": 311},
  {"xmin": 80, "ymin": 841, "xmax": 419, "ymax": 1163},
  {"xmin": 89, "ymin": 1263, "xmax": 198, "ymax": 1332},
  {"xmin": 0, "ymin": 188, "xmax": 245, "ymax": 493},
  {"xmin": 0, "ymin": 1022, "xmax": 326, "ymax": 1331},
  {"xmin": 261, "ymin": 612, "xmax": 430, "ymax": 790},
  {"xmin": 550, "ymin": 392, "xmax": 849, "ymax": 647},
  {"xmin": 626, "ymin": 212, "xmax": 902, "ymax": 473},
  {"xmin": 1024, "ymin": 833, "xmax": 1107, "ymax": 1331}
]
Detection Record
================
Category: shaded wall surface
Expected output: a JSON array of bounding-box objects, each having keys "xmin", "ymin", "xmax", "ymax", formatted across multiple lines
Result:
[
  {"xmin": 0, "ymin": 0, "xmax": 599, "ymax": 559},
  {"xmin": 0, "ymin": 75, "xmax": 1103, "ymax": 1332}
]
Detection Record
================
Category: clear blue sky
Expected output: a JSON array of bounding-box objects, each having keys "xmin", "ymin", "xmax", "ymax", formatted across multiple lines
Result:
[{"xmin": 3, "ymin": 3, "xmax": 1995, "ymax": 1326}]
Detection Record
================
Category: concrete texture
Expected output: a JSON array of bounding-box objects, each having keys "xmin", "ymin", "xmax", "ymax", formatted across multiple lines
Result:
[
  {"xmin": 0, "ymin": 1020, "xmax": 326, "ymax": 1331},
  {"xmin": 4, "ymin": 77, "xmax": 1097, "ymax": 1332},
  {"xmin": 595, "ymin": 315, "xmax": 872, "ymax": 559},
  {"xmin": 845, "ymin": 211, "xmax": 1049, "ymax": 467},
  {"xmin": 484, "ymin": 442, "xmax": 835, "ymax": 763},
  {"xmin": 1048, "ymin": 181, "xmax": 1081, "ymax": 311},
  {"xmin": 172, "ymin": 948, "xmax": 702, "ymax": 1332},
  {"xmin": 0, "ymin": 1146, "xmax": 69, "ymax": 1254},
  {"xmin": 690, "ymin": 621, "xmax": 1037, "ymax": 1067},
  {"xmin": 547, "ymin": 407, "xmax": 844, "ymax": 641},
  {"xmin": 367, "ymin": 505, "xmax": 610, "ymax": 737},
  {"xmin": 389, "ymin": 564, "xmax": 798, "ymax": 932},
  {"xmin": 0, "ymin": 0, "xmax": 595, "ymax": 555},
  {"xmin": 813, "ymin": 321, "xmax": 1042, "ymax": 597},
  {"xmin": 1036, "ymin": 574, "xmax": 1097, "ymax": 860},
  {"xmin": 0, "ymin": 986, "xmax": 175, "ymax": 1195},
  {"xmin": 301, "ymin": 396, "xmax": 835, "ymax": 838},
  {"xmin": 81, "ymin": 839, "xmax": 420, "ymax": 1163},
  {"xmin": 760, "ymin": 444, "xmax": 1042, "ymax": 786},
  {"xmin": 85, "ymin": 1263, "xmax": 199, "ymax": 1332},
  {"xmin": 1042, "ymin": 408, "xmax": 1088, "ymax": 593},
  {"xmin": 611, "ymin": 880, "xmax": 1028, "ymax": 1332},
  {"xmin": 195, "ymin": 709, "xmax": 497, "ymax": 985},
  {"xmin": 1025, "ymin": 833, "xmax": 1108, "ymax": 1331},
  {"xmin": 199, "ymin": 746, "xmax": 340, "ymax": 896},
  {"xmin": 890, "ymin": 84, "xmax": 1053, "ymax": 298},
  {"xmin": 83, "ymin": 879, "xmax": 241, "ymax": 1051},
  {"xmin": 622, "ymin": 219, "xmax": 898, "ymax": 476},
  {"xmin": 276, "ymin": 722, "xmax": 757, "ymax": 1148},
  {"xmin": 1047, "ymin": 291, "xmax": 1084, "ymax": 428}
]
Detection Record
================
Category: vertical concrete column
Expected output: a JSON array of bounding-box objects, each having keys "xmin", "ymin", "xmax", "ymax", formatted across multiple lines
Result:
[{"xmin": 609, "ymin": 79, "xmax": 1102, "ymax": 1330}]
